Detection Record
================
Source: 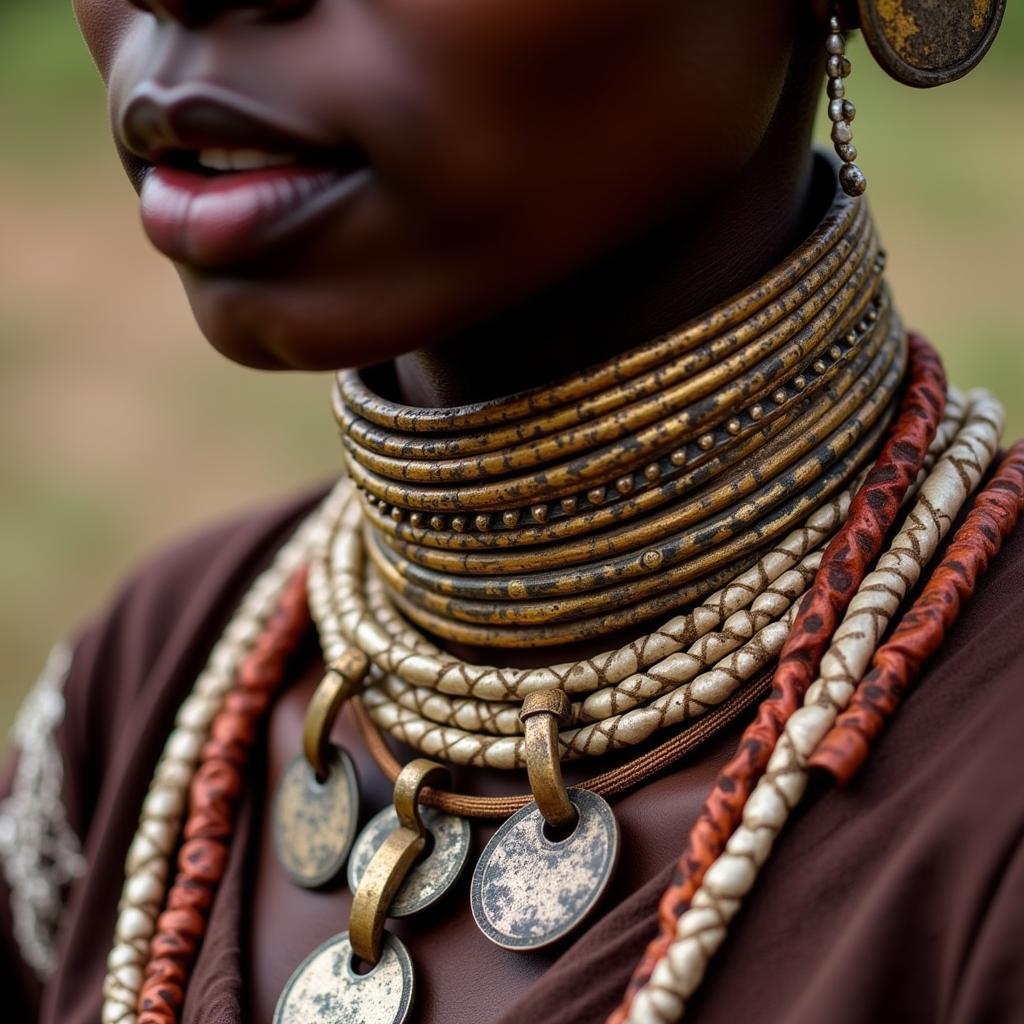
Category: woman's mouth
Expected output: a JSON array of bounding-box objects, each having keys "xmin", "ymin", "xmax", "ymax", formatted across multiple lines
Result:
[
  {"xmin": 140, "ymin": 148, "xmax": 370, "ymax": 268},
  {"xmin": 121, "ymin": 86, "xmax": 371, "ymax": 269}
]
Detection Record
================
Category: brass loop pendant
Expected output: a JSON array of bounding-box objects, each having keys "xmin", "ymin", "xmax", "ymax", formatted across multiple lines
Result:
[
  {"xmin": 272, "ymin": 650, "xmax": 369, "ymax": 888},
  {"xmin": 273, "ymin": 931, "xmax": 414, "ymax": 1024},
  {"xmin": 272, "ymin": 747, "xmax": 360, "ymax": 889},
  {"xmin": 471, "ymin": 788, "xmax": 620, "ymax": 950},
  {"xmin": 348, "ymin": 758, "xmax": 449, "ymax": 965},
  {"xmin": 304, "ymin": 649, "xmax": 369, "ymax": 778},
  {"xmin": 348, "ymin": 804, "xmax": 470, "ymax": 917},
  {"xmin": 520, "ymin": 690, "xmax": 576, "ymax": 830}
]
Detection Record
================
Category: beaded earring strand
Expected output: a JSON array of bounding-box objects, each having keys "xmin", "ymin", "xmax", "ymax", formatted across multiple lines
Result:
[{"xmin": 827, "ymin": 8, "xmax": 867, "ymax": 197}]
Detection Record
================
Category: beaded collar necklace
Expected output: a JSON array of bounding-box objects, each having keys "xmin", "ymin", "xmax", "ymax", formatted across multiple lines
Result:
[{"xmin": 102, "ymin": 174, "xmax": 1024, "ymax": 1024}]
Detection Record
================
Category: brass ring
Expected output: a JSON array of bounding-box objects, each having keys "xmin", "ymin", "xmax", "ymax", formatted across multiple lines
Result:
[
  {"xmin": 520, "ymin": 690, "xmax": 577, "ymax": 831},
  {"xmin": 348, "ymin": 759, "xmax": 450, "ymax": 966},
  {"xmin": 393, "ymin": 758, "xmax": 449, "ymax": 834},
  {"xmin": 302, "ymin": 648, "xmax": 369, "ymax": 780}
]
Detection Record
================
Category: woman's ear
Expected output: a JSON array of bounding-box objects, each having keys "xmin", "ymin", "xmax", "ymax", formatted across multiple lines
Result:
[{"xmin": 855, "ymin": 0, "xmax": 1007, "ymax": 87}]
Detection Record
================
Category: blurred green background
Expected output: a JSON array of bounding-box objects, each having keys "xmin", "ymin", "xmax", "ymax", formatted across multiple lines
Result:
[{"xmin": 1, "ymin": 5, "xmax": 1022, "ymax": 733}]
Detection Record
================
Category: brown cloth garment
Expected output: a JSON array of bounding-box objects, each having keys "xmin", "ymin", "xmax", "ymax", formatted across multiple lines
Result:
[{"xmin": 2, "ymin": 482, "xmax": 1023, "ymax": 1024}]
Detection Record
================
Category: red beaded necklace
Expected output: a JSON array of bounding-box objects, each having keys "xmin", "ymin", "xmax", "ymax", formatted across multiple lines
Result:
[{"xmin": 138, "ymin": 568, "xmax": 311, "ymax": 1024}]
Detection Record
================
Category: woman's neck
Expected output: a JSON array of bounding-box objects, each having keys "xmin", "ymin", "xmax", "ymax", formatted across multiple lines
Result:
[{"xmin": 391, "ymin": 77, "xmax": 825, "ymax": 410}]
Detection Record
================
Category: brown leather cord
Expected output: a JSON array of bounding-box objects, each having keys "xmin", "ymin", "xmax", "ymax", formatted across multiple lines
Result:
[{"xmin": 351, "ymin": 668, "xmax": 774, "ymax": 820}]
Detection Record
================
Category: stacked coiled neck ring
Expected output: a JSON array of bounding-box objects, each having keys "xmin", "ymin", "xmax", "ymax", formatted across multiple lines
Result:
[{"xmin": 335, "ymin": 182, "xmax": 896, "ymax": 649}]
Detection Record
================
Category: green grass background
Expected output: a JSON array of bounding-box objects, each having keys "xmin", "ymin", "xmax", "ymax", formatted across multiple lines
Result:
[{"xmin": 1, "ymin": 5, "xmax": 1022, "ymax": 733}]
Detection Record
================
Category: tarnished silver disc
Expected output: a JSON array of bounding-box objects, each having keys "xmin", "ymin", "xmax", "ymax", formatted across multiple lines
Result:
[
  {"xmin": 274, "ymin": 931, "xmax": 413, "ymax": 1024},
  {"xmin": 272, "ymin": 747, "xmax": 360, "ymax": 889},
  {"xmin": 471, "ymin": 788, "xmax": 619, "ymax": 950},
  {"xmin": 858, "ymin": 0, "xmax": 1007, "ymax": 88},
  {"xmin": 347, "ymin": 805, "xmax": 470, "ymax": 916}
]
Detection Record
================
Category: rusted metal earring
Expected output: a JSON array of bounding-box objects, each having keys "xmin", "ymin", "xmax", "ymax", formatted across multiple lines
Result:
[
  {"xmin": 856, "ymin": 0, "xmax": 1007, "ymax": 89},
  {"xmin": 826, "ymin": 11, "xmax": 866, "ymax": 198}
]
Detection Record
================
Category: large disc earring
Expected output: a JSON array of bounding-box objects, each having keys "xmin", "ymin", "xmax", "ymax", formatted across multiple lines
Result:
[{"xmin": 856, "ymin": 0, "xmax": 1007, "ymax": 89}]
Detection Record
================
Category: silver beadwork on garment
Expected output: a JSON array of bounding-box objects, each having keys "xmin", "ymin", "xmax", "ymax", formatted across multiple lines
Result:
[{"xmin": 0, "ymin": 644, "xmax": 86, "ymax": 979}]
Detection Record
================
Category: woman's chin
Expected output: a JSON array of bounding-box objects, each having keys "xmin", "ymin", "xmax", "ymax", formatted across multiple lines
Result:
[{"xmin": 178, "ymin": 266, "xmax": 437, "ymax": 374}]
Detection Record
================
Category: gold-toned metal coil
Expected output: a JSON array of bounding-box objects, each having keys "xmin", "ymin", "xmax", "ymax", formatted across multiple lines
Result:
[
  {"xmin": 360, "ymin": 548, "xmax": 829, "ymax": 737},
  {"xmin": 372, "ymin": 307, "xmax": 895, "ymax": 582},
  {"xmin": 359, "ymin": 276, "xmax": 885, "ymax": 553},
  {"xmin": 341, "ymin": 259, "xmax": 881, "ymax": 514},
  {"xmin": 373, "ymin": 400, "xmax": 801, "ymax": 549},
  {"xmin": 317, "ymin": 390, "xmax": 971, "ymax": 718},
  {"xmin": 363, "ymin": 354, "xmax": 902, "ymax": 625},
  {"xmin": 316, "ymin": 469, "xmax": 862, "ymax": 720},
  {"xmin": 339, "ymin": 217, "xmax": 876, "ymax": 485},
  {"xmin": 337, "ymin": 205, "xmax": 869, "ymax": 462},
  {"xmin": 323, "ymin": 176, "xmax": 898, "ymax": 650},
  {"xmin": 363, "ymin": 412, "xmax": 894, "ymax": 647}
]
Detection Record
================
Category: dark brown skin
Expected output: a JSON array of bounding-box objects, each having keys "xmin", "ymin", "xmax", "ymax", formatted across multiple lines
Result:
[
  {"xmin": 74, "ymin": 0, "xmax": 831, "ymax": 392},
  {"xmin": 71, "ymin": 1, "xmax": 838, "ymax": 1019}
]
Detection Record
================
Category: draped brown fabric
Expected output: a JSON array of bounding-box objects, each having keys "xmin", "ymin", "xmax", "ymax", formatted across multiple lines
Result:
[{"xmin": 3, "ymin": 480, "xmax": 1023, "ymax": 1024}]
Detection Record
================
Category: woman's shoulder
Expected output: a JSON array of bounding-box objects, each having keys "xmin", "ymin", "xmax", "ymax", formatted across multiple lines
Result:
[
  {"xmin": 75, "ymin": 482, "xmax": 328, "ymax": 681},
  {"xmin": 55, "ymin": 483, "xmax": 331, "ymax": 803}
]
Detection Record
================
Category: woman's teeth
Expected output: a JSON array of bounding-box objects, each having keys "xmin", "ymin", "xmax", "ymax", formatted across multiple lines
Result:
[{"xmin": 196, "ymin": 148, "xmax": 298, "ymax": 172}]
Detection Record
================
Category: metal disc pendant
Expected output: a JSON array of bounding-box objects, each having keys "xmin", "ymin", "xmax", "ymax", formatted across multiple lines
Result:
[
  {"xmin": 272, "ymin": 746, "xmax": 360, "ymax": 889},
  {"xmin": 274, "ymin": 931, "xmax": 414, "ymax": 1024},
  {"xmin": 471, "ymin": 788, "xmax": 619, "ymax": 950},
  {"xmin": 348, "ymin": 805, "xmax": 470, "ymax": 916}
]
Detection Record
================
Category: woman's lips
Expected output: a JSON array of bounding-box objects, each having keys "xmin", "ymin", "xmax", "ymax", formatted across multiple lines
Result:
[
  {"xmin": 119, "ymin": 85, "xmax": 372, "ymax": 267},
  {"xmin": 139, "ymin": 161, "xmax": 370, "ymax": 268}
]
